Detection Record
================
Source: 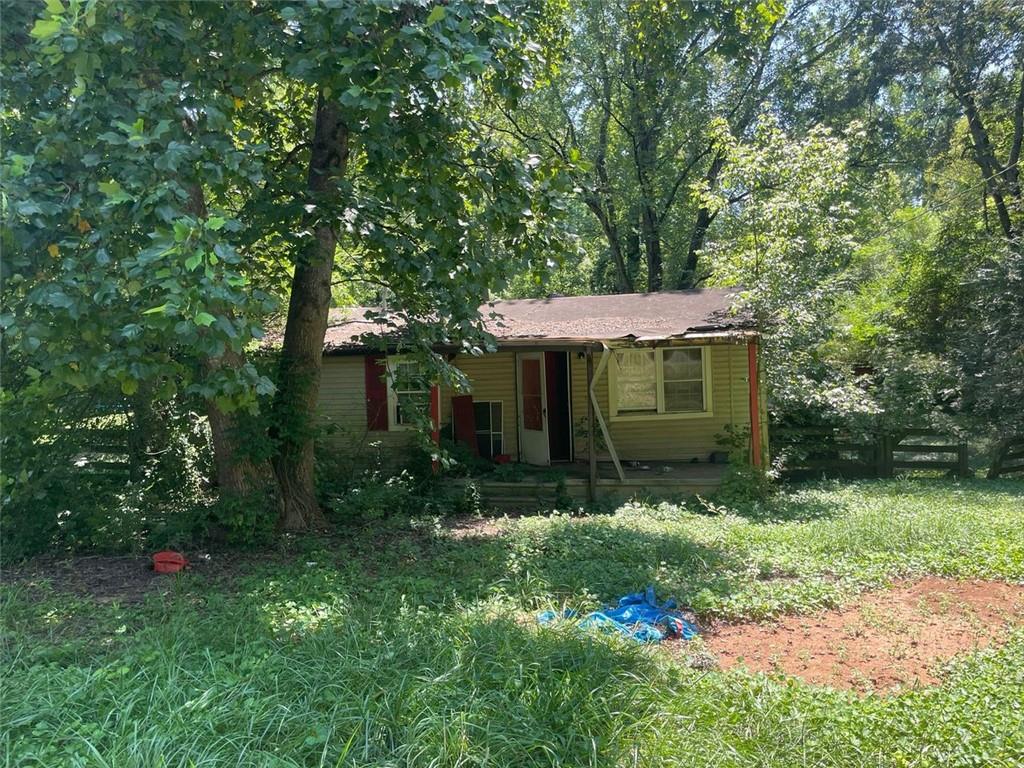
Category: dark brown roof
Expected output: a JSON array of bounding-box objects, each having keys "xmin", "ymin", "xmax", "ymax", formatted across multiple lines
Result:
[{"xmin": 322, "ymin": 289, "xmax": 753, "ymax": 352}]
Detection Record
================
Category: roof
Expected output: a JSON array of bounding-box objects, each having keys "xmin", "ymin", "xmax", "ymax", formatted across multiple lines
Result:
[{"xmin": 322, "ymin": 289, "xmax": 754, "ymax": 352}]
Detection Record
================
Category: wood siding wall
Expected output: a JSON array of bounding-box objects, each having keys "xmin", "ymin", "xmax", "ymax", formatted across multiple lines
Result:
[
  {"xmin": 568, "ymin": 343, "xmax": 751, "ymax": 462},
  {"xmin": 317, "ymin": 341, "xmax": 755, "ymax": 462}
]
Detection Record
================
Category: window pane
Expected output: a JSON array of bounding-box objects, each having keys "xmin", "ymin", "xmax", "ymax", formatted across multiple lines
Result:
[
  {"xmin": 493, "ymin": 435, "xmax": 503, "ymax": 456},
  {"xmin": 473, "ymin": 401, "xmax": 491, "ymax": 431},
  {"xmin": 616, "ymin": 350, "xmax": 655, "ymax": 380},
  {"xmin": 476, "ymin": 434, "xmax": 492, "ymax": 458},
  {"xmin": 397, "ymin": 392, "xmax": 429, "ymax": 424},
  {"xmin": 491, "ymin": 402, "xmax": 502, "ymax": 429},
  {"xmin": 663, "ymin": 348, "xmax": 702, "ymax": 381},
  {"xmin": 664, "ymin": 380, "xmax": 704, "ymax": 412},
  {"xmin": 617, "ymin": 380, "xmax": 657, "ymax": 411},
  {"xmin": 615, "ymin": 350, "xmax": 657, "ymax": 411}
]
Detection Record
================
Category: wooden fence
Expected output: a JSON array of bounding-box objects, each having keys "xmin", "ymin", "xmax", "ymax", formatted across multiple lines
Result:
[
  {"xmin": 988, "ymin": 437, "xmax": 1024, "ymax": 479},
  {"xmin": 774, "ymin": 427, "xmax": 970, "ymax": 479}
]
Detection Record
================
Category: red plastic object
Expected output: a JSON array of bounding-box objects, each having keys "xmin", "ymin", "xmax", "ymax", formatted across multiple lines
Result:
[
  {"xmin": 494, "ymin": 454, "xmax": 512, "ymax": 464},
  {"xmin": 152, "ymin": 550, "xmax": 188, "ymax": 574}
]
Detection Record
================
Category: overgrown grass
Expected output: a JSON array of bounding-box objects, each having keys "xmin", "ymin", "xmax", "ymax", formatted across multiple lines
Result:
[{"xmin": 3, "ymin": 479, "xmax": 1023, "ymax": 767}]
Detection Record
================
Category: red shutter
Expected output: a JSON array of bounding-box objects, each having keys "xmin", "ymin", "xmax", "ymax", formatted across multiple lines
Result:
[
  {"xmin": 451, "ymin": 395, "xmax": 479, "ymax": 455},
  {"xmin": 365, "ymin": 354, "xmax": 389, "ymax": 431}
]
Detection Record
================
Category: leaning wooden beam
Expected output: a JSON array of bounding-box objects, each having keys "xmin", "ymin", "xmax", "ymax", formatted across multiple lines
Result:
[{"xmin": 590, "ymin": 343, "xmax": 625, "ymax": 482}]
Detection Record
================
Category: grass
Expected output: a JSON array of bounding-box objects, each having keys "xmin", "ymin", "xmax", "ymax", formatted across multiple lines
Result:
[{"xmin": 2, "ymin": 478, "xmax": 1024, "ymax": 767}]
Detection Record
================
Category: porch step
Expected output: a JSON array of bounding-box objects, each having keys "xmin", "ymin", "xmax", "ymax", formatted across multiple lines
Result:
[{"xmin": 455, "ymin": 474, "xmax": 722, "ymax": 511}]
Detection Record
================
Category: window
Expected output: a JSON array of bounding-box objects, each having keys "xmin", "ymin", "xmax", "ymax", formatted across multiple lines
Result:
[
  {"xmin": 387, "ymin": 357, "xmax": 430, "ymax": 429},
  {"xmin": 609, "ymin": 346, "xmax": 711, "ymax": 420},
  {"xmin": 662, "ymin": 348, "xmax": 705, "ymax": 412},
  {"xmin": 473, "ymin": 401, "xmax": 504, "ymax": 459},
  {"xmin": 614, "ymin": 349, "xmax": 658, "ymax": 413}
]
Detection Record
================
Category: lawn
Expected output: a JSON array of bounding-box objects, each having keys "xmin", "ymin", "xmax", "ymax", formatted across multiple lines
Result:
[{"xmin": 3, "ymin": 479, "xmax": 1024, "ymax": 767}]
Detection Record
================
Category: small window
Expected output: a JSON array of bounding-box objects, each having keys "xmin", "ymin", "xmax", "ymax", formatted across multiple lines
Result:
[
  {"xmin": 473, "ymin": 401, "xmax": 504, "ymax": 459},
  {"xmin": 387, "ymin": 357, "xmax": 430, "ymax": 429}
]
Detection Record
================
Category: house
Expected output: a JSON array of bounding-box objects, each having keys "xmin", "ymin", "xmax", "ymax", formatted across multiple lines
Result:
[{"xmin": 317, "ymin": 289, "xmax": 767, "ymax": 500}]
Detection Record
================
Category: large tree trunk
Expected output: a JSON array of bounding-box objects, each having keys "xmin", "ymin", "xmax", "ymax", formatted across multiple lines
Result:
[
  {"xmin": 185, "ymin": 183, "xmax": 272, "ymax": 498},
  {"xmin": 206, "ymin": 349, "xmax": 270, "ymax": 496},
  {"xmin": 588, "ymin": 57, "xmax": 633, "ymax": 293},
  {"xmin": 679, "ymin": 152, "xmax": 725, "ymax": 288},
  {"xmin": 272, "ymin": 93, "xmax": 349, "ymax": 531},
  {"xmin": 641, "ymin": 202, "xmax": 662, "ymax": 292}
]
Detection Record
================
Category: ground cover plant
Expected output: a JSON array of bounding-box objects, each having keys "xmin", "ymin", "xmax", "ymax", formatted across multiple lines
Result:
[{"xmin": 3, "ymin": 478, "xmax": 1024, "ymax": 767}]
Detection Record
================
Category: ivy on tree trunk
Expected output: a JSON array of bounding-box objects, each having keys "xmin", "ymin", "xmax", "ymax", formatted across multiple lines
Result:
[{"xmin": 272, "ymin": 94, "xmax": 349, "ymax": 532}]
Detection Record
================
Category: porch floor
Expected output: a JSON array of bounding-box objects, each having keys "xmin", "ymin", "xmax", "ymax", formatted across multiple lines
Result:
[{"xmin": 555, "ymin": 460, "xmax": 728, "ymax": 484}]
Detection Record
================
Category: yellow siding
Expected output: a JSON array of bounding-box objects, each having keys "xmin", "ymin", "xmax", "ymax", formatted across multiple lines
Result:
[
  {"xmin": 318, "ymin": 356, "xmax": 416, "ymax": 454},
  {"xmin": 317, "ymin": 341, "xmax": 756, "ymax": 463},
  {"xmin": 569, "ymin": 342, "xmax": 752, "ymax": 462},
  {"xmin": 446, "ymin": 351, "xmax": 520, "ymax": 457}
]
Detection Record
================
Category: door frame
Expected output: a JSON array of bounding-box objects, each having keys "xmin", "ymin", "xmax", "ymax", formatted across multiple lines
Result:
[
  {"xmin": 545, "ymin": 350, "xmax": 574, "ymax": 463},
  {"xmin": 516, "ymin": 351, "xmax": 550, "ymax": 465}
]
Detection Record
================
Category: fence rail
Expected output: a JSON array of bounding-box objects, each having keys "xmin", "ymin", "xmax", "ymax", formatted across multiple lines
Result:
[{"xmin": 774, "ymin": 427, "xmax": 969, "ymax": 479}]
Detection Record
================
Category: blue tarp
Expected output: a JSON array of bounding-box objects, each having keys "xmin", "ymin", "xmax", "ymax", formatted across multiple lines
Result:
[{"xmin": 537, "ymin": 585, "xmax": 699, "ymax": 644}]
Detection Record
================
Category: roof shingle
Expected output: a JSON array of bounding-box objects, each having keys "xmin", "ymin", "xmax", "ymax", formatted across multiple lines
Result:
[{"xmin": 321, "ymin": 288, "xmax": 753, "ymax": 351}]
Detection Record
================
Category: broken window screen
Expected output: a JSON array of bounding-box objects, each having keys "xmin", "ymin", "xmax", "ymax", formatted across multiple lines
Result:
[
  {"xmin": 473, "ymin": 401, "xmax": 503, "ymax": 458},
  {"xmin": 662, "ymin": 348, "xmax": 704, "ymax": 412},
  {"xmin": 615, "ymin": 349, "xmax": 657, "ymax": 412}
]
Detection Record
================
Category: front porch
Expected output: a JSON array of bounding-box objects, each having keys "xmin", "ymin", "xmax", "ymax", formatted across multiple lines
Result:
[{"xmin": 457, "ymin": 460, "xmax": 728, "ymax": 511}]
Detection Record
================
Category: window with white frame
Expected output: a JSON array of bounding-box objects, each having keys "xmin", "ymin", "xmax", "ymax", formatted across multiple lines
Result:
[
  {"xmin": 387, "ymin": 357, "xmax": 430, "ymax": 429},
  {"xmin": 613, "ymin": 349, "xmax": 658, "ymax": 414},
  {"xmin": 609, "ymin": 346, "xmax": 711, "ymax": 419},
  {"xmin": 473, "ymin": 401, "xmax": 504, "ymax": 459}
]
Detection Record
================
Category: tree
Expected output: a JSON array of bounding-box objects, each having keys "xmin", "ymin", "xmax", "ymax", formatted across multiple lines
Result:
[
  {"xmin": 5, "ymin": 0, "xmax": 571, "ymax": 532},
  {"xmin": 703, "ymin": 118, "xmax": 871, "ymax": 421}
]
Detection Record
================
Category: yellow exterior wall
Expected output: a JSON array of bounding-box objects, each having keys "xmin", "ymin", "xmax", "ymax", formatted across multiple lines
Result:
[
  {"xmin": 569, "ymin": 342, "xmax": 752, "ymax": 462},
  {"xmin": 317, "ymin": 341, "xmax": 756, "ymax": 463},
  {"xmin": 443, "ymin": 351, "xmax": 520, "ymax": 457}
]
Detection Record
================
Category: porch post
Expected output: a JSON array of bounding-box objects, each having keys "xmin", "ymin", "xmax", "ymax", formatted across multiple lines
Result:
[
  {"xmin": 586, "ymin": 348, "xmax": 597, "ymax": 502},
  {"xmin": 747, "ymin": 340, "xmax": 762, "ymax": 468}
]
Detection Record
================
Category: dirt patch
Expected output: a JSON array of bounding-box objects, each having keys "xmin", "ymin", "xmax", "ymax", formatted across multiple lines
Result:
[
  {"xmin": 700, "ymin": 577, "xmax": 1024, "ymax": 692},
  {"xmin": 2, "ymin": 550, "xmax": 267, "ymax": 605},
  {"xmin": 444, "ymin": 516, "xmax": 507, "ymax": 539}
]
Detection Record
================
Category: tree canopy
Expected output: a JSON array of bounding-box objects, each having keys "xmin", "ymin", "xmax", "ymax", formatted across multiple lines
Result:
[{"xmin": 3, "ymin": 0, "xmax": 1023, "ymax": 548}]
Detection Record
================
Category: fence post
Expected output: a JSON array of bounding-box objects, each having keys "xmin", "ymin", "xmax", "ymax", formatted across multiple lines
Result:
[
  {"xmin": 956, "ymin": 441, "xmax": 969, "ymax": 478},
  {"xmin": 876, "ymin": 433, "xmax": 892, "ymax": 478}
]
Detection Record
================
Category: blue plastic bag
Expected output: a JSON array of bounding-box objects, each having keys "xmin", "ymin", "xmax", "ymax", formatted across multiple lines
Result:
[{"xmin": 538, "ymin": 586, "xmax": 698, "ymax": 643}]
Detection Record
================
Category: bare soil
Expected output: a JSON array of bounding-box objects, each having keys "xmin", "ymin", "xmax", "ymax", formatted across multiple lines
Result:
[
  {"xmin": 2, "ymin": 550, "xmax": 270, "ymax": 605},
  {"xmin": 701, "ymin": 576, "xmax": 1024, "ymax": 692}
]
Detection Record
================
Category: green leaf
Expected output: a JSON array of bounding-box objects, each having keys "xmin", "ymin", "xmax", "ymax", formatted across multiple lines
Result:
[
  {"xmin": 44, "ymin": 0, "xmax": 64, "ymax": 14},
  {"xmin": 121, "ymin": 378, "xmax": 139, "ymax": 396},
  {"xmin": 426, "ymin": 5, "xmax": 446, "ymax": 25},
  {"xmin": 142, "ymin": 303, "xmax": 169, "ymax": 315},
  {"xmin": 194, "ymin": 312, "xmax": 216, "ymax": 327},
  {"xmin": 185, "ymin": 253, "xmax": 203, "ymax": 271},
  {"xmin": 29, "ymin": 19, "xmax": 62, "ymax": 39},
  {"xmin": 98, "ymin": 179, "xmax": 132, "ymax": 204},
  {"xmin": 205, "ymin": 216, "xmax": 226, "ymax": 231}
]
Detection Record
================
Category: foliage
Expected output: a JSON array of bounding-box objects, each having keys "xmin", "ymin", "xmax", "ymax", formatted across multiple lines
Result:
[
  {"xmin": 0, "ymin": 391, "xmax": 214, "ymax": 561},
  {"xmin": 3, "ymin": 479, "xmax": 1024, "ymax": 766},
  {"xmin": 705, "ymin": 118, "xmax": 871, "ymax": 421}
]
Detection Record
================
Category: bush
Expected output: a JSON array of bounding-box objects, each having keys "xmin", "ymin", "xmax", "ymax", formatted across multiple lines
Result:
[{"xmin": 710, "ymin": 462, "xmax": 774, "ymax": 510}]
